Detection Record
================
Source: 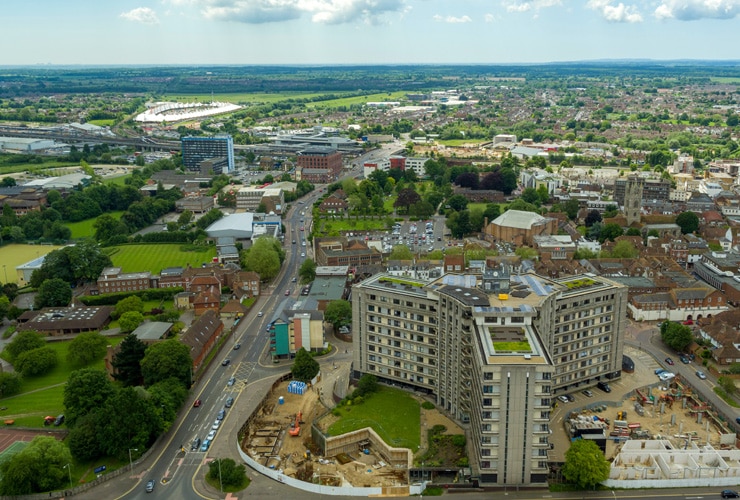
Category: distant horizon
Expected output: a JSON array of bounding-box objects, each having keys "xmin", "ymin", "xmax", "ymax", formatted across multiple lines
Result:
[
  {"xmin": 3, "ymin": 1, "xmax": 740, "ymax": 66},
  {"xmin": 2, "ymin": 59, "xmax": 740, "ymax": 70}
]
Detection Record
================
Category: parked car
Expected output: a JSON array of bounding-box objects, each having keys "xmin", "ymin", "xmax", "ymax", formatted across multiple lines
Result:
[
  {"xmin": 597, "ymin": 381, "xmax": 611, "ymax": 393},
  {"xmin": 285, "ymin": 289, "xmax": 291, "ymax": 296},
  {"xmin": 217, "ymin": 409, "xmax": 226, "ymax": 420},
  {"xmin": 696, "ymin": 370, "xmax": 707, "ymax": 380},
  {"xmin": 654, "ymin": 368, "xmax": 667, "ymax": 375},
  {"xmin": 207, "ymin": 430, "xmax": 216, "ymax": 441},
  {"xmin": 200, "ymin": 440, "xmax": 211, "ymax": 452},
  {"xmin": 659, "ymin": 372, "xmax": 675, "ymax": 381},
  {"xmin": 191, "ymin": 438, "xmax": 201, "ymax": 451},
  {"xmin": 582, "ymin": 390, "xmax": 593, "ymax": 398},
  {"xmin": 233, "ymin": 343, "xmax": 241, "ymax": 350},
  {"xmin": 680, "ymin": 355, "xmax": 690, "ymax": 364},
  {"xmin": 212, "ymin": 420, "xmax": 221, "ymax": 430},
  {"xmin": 145, "ymin": 480, "xmax": 155, "ymax": 493},
  {"xmin": 665, "ymin": 357, "xmax": 674, "ymax": 365},
  {"xmin": 566, "ymin": 394, "xmax": 575, "ymax": 402},
  {"xmin": 54, "ymin": 414, "xmax": 65, "ymax": 426},
  {"xmin": 557, "ymin": 395, "xmax": 569, "ymax": 403},
  {"xmin": 292, "ymin": 277, "xmax": 297, "ymax": 282}
]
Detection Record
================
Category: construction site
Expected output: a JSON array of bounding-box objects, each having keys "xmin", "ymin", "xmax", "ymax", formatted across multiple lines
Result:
[
  {"xmin": 239, "ymin": 376, "xmax": 420, "ymax": 489},
  {"xmin": 558, "ymin": 375, "xmax": 740, "ymax": 487}
]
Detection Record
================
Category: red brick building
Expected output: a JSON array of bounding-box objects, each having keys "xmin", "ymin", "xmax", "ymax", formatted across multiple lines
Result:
[{"xmin": 296, "ymin": 147, "xmax": 343, "ymax": 183}]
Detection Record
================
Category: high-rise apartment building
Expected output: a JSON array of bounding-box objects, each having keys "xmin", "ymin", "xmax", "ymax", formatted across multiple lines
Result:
[
  {"xmin": 181, "ymin": 135, "xmax": 235, "ymax": 174},
  {"xmin": 351, "ymin": 271, "xmax": 627, "ymax": 487}
]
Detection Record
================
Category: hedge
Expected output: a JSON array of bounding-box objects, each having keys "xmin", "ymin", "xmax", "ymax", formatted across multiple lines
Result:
[{"xmin": 79, "ymin": 287, "xmax": 184, "ymax": 306}]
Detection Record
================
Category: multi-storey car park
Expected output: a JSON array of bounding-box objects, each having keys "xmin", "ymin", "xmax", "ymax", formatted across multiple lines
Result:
[{"xmin": 351, "ymin": 267, "xmax": 627, "ymax": 487}]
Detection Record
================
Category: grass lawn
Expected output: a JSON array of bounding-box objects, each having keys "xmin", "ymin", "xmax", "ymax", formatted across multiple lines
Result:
[
  {"xmin": 162, "ymin": 92, "xmax": 329, "ymax": 104},
  {"xmin": 108, "ymin": 243, "xmax": 217, "ymax": 274},
  {"xmin": 104, "ymin": 175, "xmax": 131, "ymax": 186},
  {"xmin": 0, "ymin": 336, "xmax": 125, "ymax": 427},
  {"xmin": 318, "ymin": 218, "xmax": 390, "ymax": 234},
  {"xmin": 307, "ymin": 91, "xmax": 409, "ymax": 109},
  {"xmin": 327, "ymin": 386, "xmax": 420, "ymax": 450},
  {"xmin": 0, "ymin": 244, "xmax": 64, "ymax": 283},
  {"xmin": 87, "ymin": 119, "xmax": 115, "ymax": 127},
  {"xmin": 65, "ymin": 211, "xmax": 124, "ymax": 240}
]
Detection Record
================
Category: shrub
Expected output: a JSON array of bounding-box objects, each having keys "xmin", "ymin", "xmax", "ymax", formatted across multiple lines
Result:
[{"xmin": 421, "ymin": 401, "xmax": 435, "ymax": 410}]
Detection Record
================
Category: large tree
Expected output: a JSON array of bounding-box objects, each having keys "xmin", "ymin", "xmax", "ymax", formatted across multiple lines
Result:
[
  {"xmin": 95, "ymin": 387, "xmax": 163, "ymax": 459},
  {"xmin": 676, "ymin": 211, "xmax": 699, "ymax": 234},
  {"xmin": 30, "ymin": 240, "xmax": 112, "ymax": 287},
  {"xmin": 119, "ymin": 311, "xmax": 144, "ymax": 333},
  {"xmin": 324, "ymin": 300, "xmax": 352, "ymax": 331},
  {"xmin": 562, "ymin": 439, "xmax": 610, "ymax": 489},
  {"xmin": 0, "ymin": 436, "xmax": 73, "ymax": 495},
  {"xmin": 14, "ymin": 347, "xmax": 58, "ymax": 377},
  {"xmin": 291, "ymin": 348, "xmax": 320, "ymax": 382},
  {"xmin": 140, "ymin": 340, "xmax": 193, "ymax": 388},
  {"xmin": 660, "ymin": 321, "xmax": 694, "ymax": 352},
  {"xmin": 4, "ymin": 330, "xmax": 45, "ymax": 361},
  {"xmin": 34, "ymin": 278, "xmax": 72, "ymax": 309},
  {"xmin": 599, "ymin": 222, "xmax": 623, "ymax": 243},
  {"xmin": 298, "ymin": 258, "xmax": 316, "ymax": 284},
  {"xmin": 207, "ymin": 458, "xmax": 247, "ymax": 489},
  {"xmin": 393, "ymin": 187, "xmax": 421, "ymax": 214},
  {"xmin": 111, "ymin": 334, "xmax": 147, "ymax": 386},
  {"xmin": 242, "ymin": 236, "xmax": 283, "ymax": 282},
  {"xmin": 67, "ymin": 331, "xmax": 108, "ymax": 367},
  {"xmin": 63, "ymin": 368, "xmax": 116, "ymax": 427}
]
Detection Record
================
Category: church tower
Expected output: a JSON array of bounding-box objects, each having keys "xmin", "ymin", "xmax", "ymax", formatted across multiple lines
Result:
[{"xmin": 624, "ymin": 175, "xmax": 644, "ymax": 226}]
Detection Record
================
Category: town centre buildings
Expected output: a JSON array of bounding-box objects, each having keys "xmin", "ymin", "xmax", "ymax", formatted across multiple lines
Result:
[{"xmin": 351, "ymin": 270, "xmax": 628, "ymax": 487}]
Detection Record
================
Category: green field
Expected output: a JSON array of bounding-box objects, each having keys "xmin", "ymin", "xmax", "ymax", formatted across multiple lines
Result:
[
  {"xmin": 108, "ymin": 243, "xmax": 217, "ymax": 274},
  {"xmin": 86, "ymin": 119, "xmax": 115, "ymax": 127},
  {"xmin": 0, "ymin": 244, "xmax": 64, "ymax": 284},
  {"xmin": 327, "ymin": 386, "xmax": 420, "ymax": 450},
  {"xmin": 163, "ymin": 92, "xmax": 329, "ymax": 104},
  {"xmin": 64, "ymin": 211, "xmax": 124, "ymax": 240},
  {"xmin": 0, "ymin": 336, "xmax": 125, "ymax": 427},
  {"xmin": 307, "ymin": 91, "xmax": 409, "ymax": 109}
]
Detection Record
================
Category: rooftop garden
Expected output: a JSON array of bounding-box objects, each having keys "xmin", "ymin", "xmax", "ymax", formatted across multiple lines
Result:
[
  {"xmin": 492, "ymin": 341, "xmax": 532, "ymax": 353},
  {"xmin": 378, "ymin": 277, "xmax": 424, "ymax": 288},
  {"xmin": 563, "ymin": 277, "xmax": 597, "ymax": 290}
]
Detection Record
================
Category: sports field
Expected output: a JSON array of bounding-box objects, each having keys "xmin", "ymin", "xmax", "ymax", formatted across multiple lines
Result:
[
  {"xmin": 64, "ymin": 211, "xmax": 124, "ymax": 239},
  {"xmin": 327, "ymin": 386, "xmax": 420, "ymax": 450},
  {"xmin": 108, "ymin": 243, "xmax": 218, "ymax": 274},
  {"xmin": 0, "ymin": 244, "xmax": 64, "ymax": 284}
]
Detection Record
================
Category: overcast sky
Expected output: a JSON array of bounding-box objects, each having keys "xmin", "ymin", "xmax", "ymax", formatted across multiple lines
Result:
[{"xmin": 3, "ymin": 0, "xmax": 740, "ymax": 65}]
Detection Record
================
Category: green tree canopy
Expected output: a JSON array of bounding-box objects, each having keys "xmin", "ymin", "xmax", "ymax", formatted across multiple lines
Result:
[
  {"xmin": 660, "ymin": 321, "xmax": 694, "ymax": 352},
  {"xmin": 324, "ymin": 300, "xmax": 352, "ymax": 331},
  {"xmin": 389, "ymin": 245, "xmax": 413, "ymax": 260},
  {"xmin": 94, "ymin": 386, "xmax": 163, "ymax": 459},
  {"xmin": 114, "ymin": 295, "xmax": 144, "ymax": 319},
  {"xmin": 599, "ymin": 222, "xmax": 623, "ymax": 243},
  {"xmin": 676, "ymin": 211, "xmax": 699, "ymax": 234},
  {"xmin": 140, "ymin": 339, "xmax": 192, "ymax": 388},
  {"xmin": 67, "ymin": 331, "xmax": 108, "ymax": 367},
  {"xmin": 34, "ymin": 278, "xmax": 72, "ymax": 309},
  {"xmin": 610, "ymin": 240, "xmax": 639, "ymax": 259},
  {"xmin": 298, "ymin": 258, "xmax": 316, "ymax": 284},
  {"xmin": 562, "ymin": 439, "xmax": 610, "ymax": 489},
  {"xmin": 119, "ymin": 311, "xmax": 144, "ymax": 333},
  {"xmin": 63, "ymin": 368, "xmax": 116, "ymax": 427},
  {"xmin": 207, "ymin": 458, "xmax": 247, "ymax": 489},
  {"xmin": 291, "ymin": 347, "xmax": 320, "ymax": 382},
  {"xmin": 242, "ymin": 236, "xmax": 284, "ymax": 281},
  {"xmin": 4, "ymin": 330, "xmax": 45, "ymax": 361},
  {"xmin": 15, "ymin": 347, "xmax": 58, "ymax": 377},
  {"xmin": 0, "ymin": 436, "xmax": 73, "ymax": 495},
  {"xmin": 112, "ymin": 333, "xmax": 147, "ymax": 386},
  {"xmin": 0, "ymin": 372, "xmax": 22, "ymax": 398}
]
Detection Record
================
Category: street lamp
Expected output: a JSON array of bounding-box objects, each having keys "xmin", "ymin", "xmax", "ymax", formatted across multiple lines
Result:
[
  {"xmin": 63, "ymin": 463, "xmax": 72, "ymax": 490},
  {"xmin": 128, "ymin": 448, "xmax": 138, "ymax": 477}
]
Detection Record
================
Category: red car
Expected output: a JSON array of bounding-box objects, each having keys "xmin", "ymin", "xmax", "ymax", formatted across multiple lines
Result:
[
  {"xmin": 285, "ymin": 289, "xmax": 291, "ymax": 296},
  {"xmin": 193, "ymin": 399, "xmax": 202, "ymax": 408}
]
